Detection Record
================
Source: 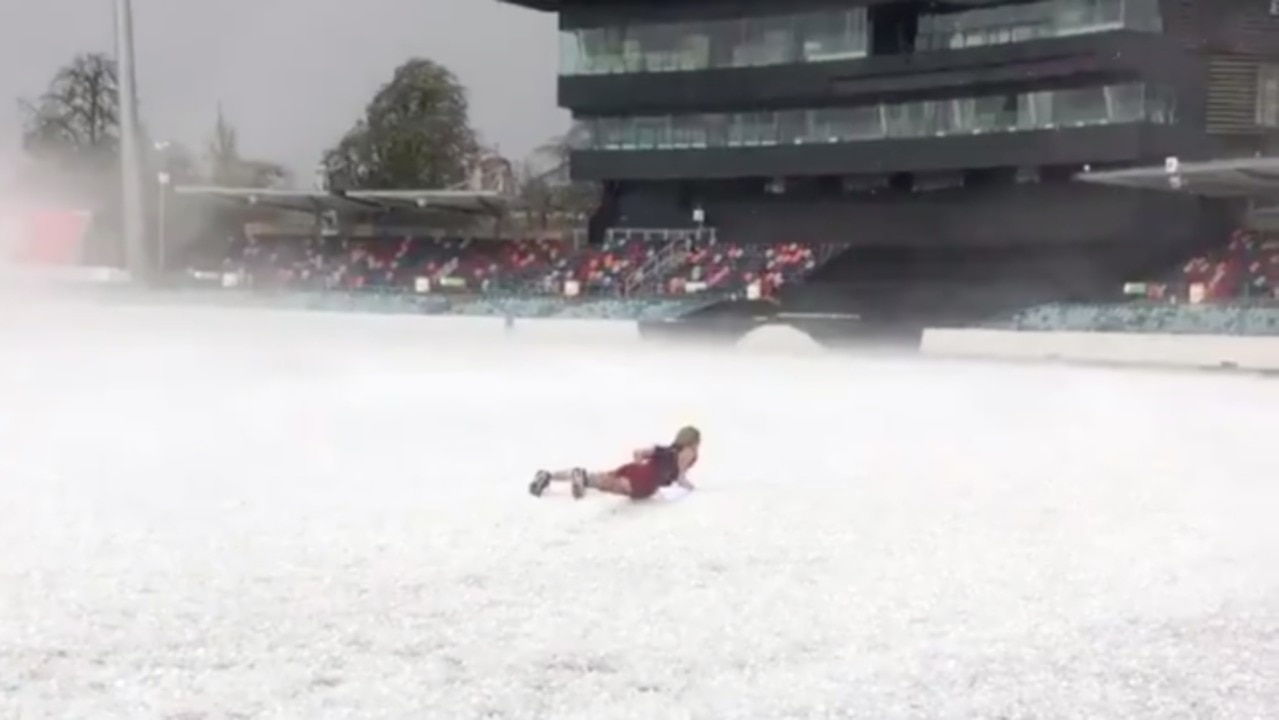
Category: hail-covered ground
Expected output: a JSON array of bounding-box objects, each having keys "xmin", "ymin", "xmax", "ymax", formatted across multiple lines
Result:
[{"xmin": 1, "ymin": 301, "xmax": 1277, "ymax": 719}]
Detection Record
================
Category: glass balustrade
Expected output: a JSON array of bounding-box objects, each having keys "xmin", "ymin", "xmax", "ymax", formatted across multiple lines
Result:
[
  {"xmin": 560, "ymin": 0, "xmax": 1161, "ymax": 76},
  {"xmin": 560, "ymin": 8, "xmax": 868, "ymax": 75},
  {"xmin": 572, "ymin": 84, "xmax": 1175, "ymax": 152},
  {"xmin": 916, "ymin": 0, "xmax": 1160, "ymax": 52}
]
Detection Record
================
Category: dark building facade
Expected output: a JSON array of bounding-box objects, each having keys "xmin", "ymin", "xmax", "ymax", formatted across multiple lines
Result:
[{"xmin": 503, "ymin": 0, "xmax": 1279, "ymax": 320}]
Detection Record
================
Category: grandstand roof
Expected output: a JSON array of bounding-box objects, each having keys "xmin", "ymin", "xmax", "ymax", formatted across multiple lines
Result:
[
  {"xmin": 1075, "ymin": 156, "xmax": 1279, "ymax": 197},
  {"xmin": 497, "ymin": 0, "xmax": 558, "ymax": 10},
  {"xmin": 173, "ymin": 186, "xmax": 507, "ymax": 215}
]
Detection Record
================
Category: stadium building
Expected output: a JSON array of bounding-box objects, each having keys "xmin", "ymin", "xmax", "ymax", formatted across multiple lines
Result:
[{"xmin": 503, "ymin": 0, "xmax": 1279, "ymax": 322}]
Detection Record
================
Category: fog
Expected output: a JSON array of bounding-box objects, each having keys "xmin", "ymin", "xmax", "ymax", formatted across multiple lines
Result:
[
  {"xmin": 2, "ymin": 302, "xmax": 1277, "ymax": 718},
  {"xmin": 0, "ymin": 0, "xmax": 565, "ymax": 175}
]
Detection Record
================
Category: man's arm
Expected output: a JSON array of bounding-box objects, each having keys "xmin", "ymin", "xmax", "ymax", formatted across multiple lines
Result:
[{"xmin": 675, "ymin": 447, "xmax": 697, "ymax": 490}]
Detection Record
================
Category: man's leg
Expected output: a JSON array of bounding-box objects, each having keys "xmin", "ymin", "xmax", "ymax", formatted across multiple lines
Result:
[
  {"xmin": 530, "ymin": 467, "xmax": 595, "ymax": 497},
  {"xmin": 529, "ymin": 468, "xmax": 572, "ymax": 497},
  {"xmin": 574, "ymin": 469, "xmax": 632, "ymax": 499},
  {"xmin": 532, "ymin": 468, "xmax": 634, "ymax": 499}
]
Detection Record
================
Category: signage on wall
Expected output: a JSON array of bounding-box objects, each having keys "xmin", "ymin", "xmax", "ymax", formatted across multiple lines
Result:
[{"xmin": 1, "ymin": 208, "xmax": 91, "ymax": 266}]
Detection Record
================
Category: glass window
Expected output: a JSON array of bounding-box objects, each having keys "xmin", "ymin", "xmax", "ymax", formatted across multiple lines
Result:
[
  {"xmin": 560, "ymin": 0, "xmax": 1160, "ymax": 75},
  {"xmin": 576, "ymin": 27, "xmax": 624, "ymax": 75},
  {"xmin": 1016, "ymin": 92, "xmax": 1039, "ymax": 128},
  {"xmin": 799, "ymin": 9, "xmax": 869, "ymax": 62},
  {"xmin": 1121, "ymin": 0, "xmax": 1163, "ymax": 32},
  {"xmin": 667, "ymin": 116, "xmax": 692, "ymax": 148},
  {"xmin": 675, "ymin": 21, "xmax": 713, "ymax": 71},
  {"xmin": 1088, "ymin": 0, "xmax": 1125, "ymax": 26},
  {"xmin": 559, "ymin": 31, "xmax": 581, "ymax": 75},
  {"xmin": 626, "ymin": 25, "xmax": 658, "ymax": 73},
  {"xmin": 559, "ymin": 8, "xmax": 867, "ymax": 75},
  {"xmin": 737, "ymin": 15, "xmax": 793, "ymax": 66},
  {"xmin": 734, "ymin": 112, "xmax": 778, "ymax": 146},
  {"xmin": 808, "ymin": 107, "xmax": 883, "ymax": 142},
  {"xmin": 914, "ymin": 0, "xmax": 1150, "ymax": 56},
  {"xmin": 1052, "ymin": 0, "xmax": 1123, "ymax": 36},
  {"xmin": 701, "ymin": 18, "xmax": 737, "ymax": 68},
  {"xmin": 569, "ymin": 120, "xmax": 593, "ymax": 150},
  {"xmin": 883, "ymin": 102, "xmax": 931, "ymax": 138},
  {"xmin": 726, "ymin": 113, "xmax": 748, "ymax": 146},
  {"xmin": 633, "ymin": 117, "xmax": 669, "ymax": 148},
  {"xmin": 1149, "ymin": 86, "xmax": 1176, "ymax": 123},
  {"xmin": 916, "ymin": 15, "xmax": 938, "ymax": 52},
  {"xmin": 1104, "ymin": 83, "xmax": 1145, "ymax": 123},
  {"xmin": 777, "ymin": 110, "xmax": 807, "ymax": 144},
  {"xmin": 953, "ymin": 94, "xmax": 1023, "ymax": 133},
  {"xmin": 600, "ymin": 118, "xmax": 625, "ymax": 150},
  {"xmin": 702, "ymin": 114, "xmax": 729, "ymax": 147},
  {"xmin": 1024, "ymin": 90, "xmax": 1054, "ymax": 128},
  {"xmin": 1049, "ymin": 86, "xmax": 1110, "ymax": 125}
]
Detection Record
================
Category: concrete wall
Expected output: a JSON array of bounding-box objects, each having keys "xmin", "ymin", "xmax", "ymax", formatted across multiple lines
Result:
[
  {"xmin": 920, "ymin": 328, "xmax": 1279, "ymax": 371},
  {"xmin": 24, "ymin": 292, "xmax": 1279, "ymax": 372}
]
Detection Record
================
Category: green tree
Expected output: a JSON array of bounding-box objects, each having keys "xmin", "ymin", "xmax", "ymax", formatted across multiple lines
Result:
[
  {"xmin": 323, "ymin": 58, "xmax": 478, "ymax": 190},
  {"xmin": 205, "ymin": 107, "xmax": 290, "ymax": 187},
  {"xmin": 20, "ymin": 52, "xmax": 119, "ymax": 171}
]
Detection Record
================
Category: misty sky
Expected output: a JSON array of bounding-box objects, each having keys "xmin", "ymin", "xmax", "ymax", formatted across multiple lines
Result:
[{"xmin": 0, "ymin": 0, "xmax": 568, "ymax": 178}]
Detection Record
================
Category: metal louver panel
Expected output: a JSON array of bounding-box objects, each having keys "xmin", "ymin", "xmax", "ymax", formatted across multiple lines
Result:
[{"xmin": 1206, "ymin": 54, "xmax": 1260, "ymax": 134}]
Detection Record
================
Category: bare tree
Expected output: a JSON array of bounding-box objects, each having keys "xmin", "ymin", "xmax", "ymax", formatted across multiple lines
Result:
[
  {"xmin": 516, "ymin": 128, "xmax": 599, "ymax": 229},
  {"xmin": 205, "ymin": 106, "xmax": 290, "ymax": 188},
  {"xmin": 20, "ymin": 53, "xmax": 120, "ymax": 169}
]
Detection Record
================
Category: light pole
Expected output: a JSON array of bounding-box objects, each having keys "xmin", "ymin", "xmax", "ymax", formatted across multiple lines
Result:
[
  {"xmin": 156, "ymin": 171, "xmax": 170, "ymax": 276},
  {"xmin": 115, "ymin": 0, "xmax": 148, "ymax": 281},
  {"xmin": 153, "ymin": 140, "xmax": 171, "ymax": 277}
]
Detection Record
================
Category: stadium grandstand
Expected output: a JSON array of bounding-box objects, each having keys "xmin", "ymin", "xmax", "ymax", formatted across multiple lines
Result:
[
  {"xmin": 488, "ymin": 0, "xmax": 1279, "ymax": 331},
  {"xmin": 1073, "ymin": 155, "xmax": 1279, "ymax": 304},
  {"xmin": 167, "ymin": 183, "xmax": 746, "ymax": 321},
  {"xmin": 166, "ymin": 149, "xmax": 824, "ymax": 322},
  {"xmin": 24, "ymin": 0, "xmax": 1279, "ymax": 331}
]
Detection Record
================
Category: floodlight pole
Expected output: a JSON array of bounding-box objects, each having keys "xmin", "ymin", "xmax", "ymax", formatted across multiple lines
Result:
[
  {"xmin": 115, "ymin": 0, "xmax": 149, "ymax": 282},
  {"xmin": 157, "ymin": 171, "xmax": 170, "ymax": 275}
]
